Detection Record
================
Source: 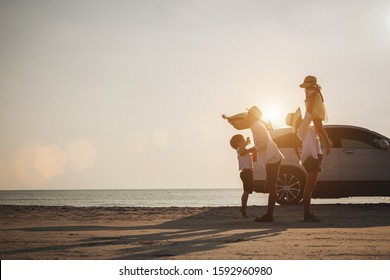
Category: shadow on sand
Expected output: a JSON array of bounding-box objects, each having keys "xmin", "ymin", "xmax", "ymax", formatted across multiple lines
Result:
[{"xmin": 1, "ymin": 204, "xmax": 389, "ymax": 259}]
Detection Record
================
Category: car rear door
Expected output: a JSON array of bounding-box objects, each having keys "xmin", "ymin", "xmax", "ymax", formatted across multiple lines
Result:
[
  {"xmin": 269, "ymin": 127, "xmax": 341, "ymax": 182},
  {"xmin": 318, "ymin": 127, "xmax": 340, "ymax": 181}
]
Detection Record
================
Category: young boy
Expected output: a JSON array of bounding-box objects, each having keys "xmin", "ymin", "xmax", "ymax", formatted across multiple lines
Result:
[{"xmin": 230, "ymin": 134, "xmax": 257, "ymax": 218}]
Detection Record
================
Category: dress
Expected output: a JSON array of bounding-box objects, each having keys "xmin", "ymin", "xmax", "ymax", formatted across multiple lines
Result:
[{"xmin": 305, "ymin": 91, "xmax": 328, "ymax": 122}]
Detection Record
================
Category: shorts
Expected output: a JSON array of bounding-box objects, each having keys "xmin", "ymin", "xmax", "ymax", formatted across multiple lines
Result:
[
  {"xmin": 303, "ymin": 154, "xmax": 323, "ymax": 173},
  {"xmin": 240, "ymin": 169, "xmax": 253, "ymax": 194}
]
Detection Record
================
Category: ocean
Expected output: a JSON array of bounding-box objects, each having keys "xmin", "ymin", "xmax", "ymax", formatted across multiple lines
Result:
[
  {"xmin": 0, "ymin": 189, "xmax": 249, "ymax": 207},
  {"xmin": 1, "ymin": 189, "xmax": 389, "ymax": 208}
]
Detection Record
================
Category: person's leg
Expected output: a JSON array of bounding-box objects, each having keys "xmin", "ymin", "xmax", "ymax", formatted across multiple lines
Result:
[
  {"xmin": 241, "ymin": 191, "xmax": 249, "ymax": 218},
  {"xmin": 265, "ymin": 161, "xmax": 280, "ymax": 216},
  {"xmin": 240, "ymin": 169, "xmax": 252, "ymax": 218},
  {"xmin": 313, "ymin": 119, "xmax": 332, "ymax": 155},
  {"xmin": 302, "ymin": 155, "xmax": 322, "ymax": 222},
  {"xmin": 303, "ymin": 171, "xmax": 319, "ymax": 217},
  {"xmin": 255, "ymin": 161, "xmax": 280, "ymax": 222}
]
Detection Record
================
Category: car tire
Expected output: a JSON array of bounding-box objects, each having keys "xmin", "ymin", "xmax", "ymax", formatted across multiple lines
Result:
[{"xmin": 276, "ymin": 165, "xmax": 306, "ymax": 205}]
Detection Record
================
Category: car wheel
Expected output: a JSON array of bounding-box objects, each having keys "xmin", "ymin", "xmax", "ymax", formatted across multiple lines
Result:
[{"xmin": 276, "ymin": 166, "xmax": 306, "ymax": 205}]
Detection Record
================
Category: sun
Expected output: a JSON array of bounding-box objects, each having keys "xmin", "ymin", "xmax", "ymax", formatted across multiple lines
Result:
[
  {"xmin": 261, "ymin": 104, "xmax": 287, "ymax": 128},
  {"xmin": 262, "ymin": 106, "xmax": 279, "ymax": 122}
]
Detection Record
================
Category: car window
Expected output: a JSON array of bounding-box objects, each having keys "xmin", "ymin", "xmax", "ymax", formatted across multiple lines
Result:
[
  {"xmin": 341, "ymin": 139, "xmax": 375, "ymax": 149},
  {"xmin": 274, "ymin": 128, "xmax": 336, "ymax": 149},
  {"xmin": 339, "ymin": 128, "xmax": 377, "ymax": 149}
]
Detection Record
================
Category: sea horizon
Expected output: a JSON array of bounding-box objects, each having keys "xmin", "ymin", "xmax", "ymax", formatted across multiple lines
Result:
[{"xmin": 1, "ymin": 188, "xmax": 389, "ymax": 208}]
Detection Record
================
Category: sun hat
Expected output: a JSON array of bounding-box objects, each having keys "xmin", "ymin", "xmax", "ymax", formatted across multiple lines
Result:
[
  {"xmin": 299, "ymin": 75, "xmax": 317, "ymax": 88},
  {"xmin": 246, "ymin": 106, "xmax": 262, "ymax": 119},
  {"xmin": 222, "ymin": 112, "xmax": 251, "ymax": 130},
  {"xmin": 285, "ymin": 108, "xmax": 302, "ymax": 132}
]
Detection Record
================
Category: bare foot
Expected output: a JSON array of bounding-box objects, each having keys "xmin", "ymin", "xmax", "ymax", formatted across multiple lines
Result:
[
  {"xmin": 240, "ymin": 207, "xmax": 248, "ymax": 218},
  {"xmin": 254, "ymin": 214, "xmax": 274, "ymax": 222}
]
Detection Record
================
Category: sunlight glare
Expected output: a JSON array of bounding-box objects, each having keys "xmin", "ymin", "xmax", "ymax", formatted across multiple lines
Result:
[
  {"xmin": 262, "ymin": 106, "xmax": 279, "ymax": 123},
  {"xmin": 14, "ymin": 145, "xmax": 44, "ymax": 186},
  {"xmin": 34, "ymin": 145, "xmax": 68, "ymax": 178}
]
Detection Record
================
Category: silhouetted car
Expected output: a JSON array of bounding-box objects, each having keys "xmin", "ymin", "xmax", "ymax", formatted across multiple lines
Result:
[{"xmin": 252, "ymin": 125, "xmax": 390, "ymax": 204}]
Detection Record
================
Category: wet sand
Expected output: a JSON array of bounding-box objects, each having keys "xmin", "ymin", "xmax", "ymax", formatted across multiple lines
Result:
[{"xmin": 1, "ymin": 204, "xmax": 389, "ymax": 259}]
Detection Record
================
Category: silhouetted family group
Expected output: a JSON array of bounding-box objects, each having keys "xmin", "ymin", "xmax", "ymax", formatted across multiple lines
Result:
[{"xmin": 226, "ymin": 75, "xmax": 332, "ymax": 222}]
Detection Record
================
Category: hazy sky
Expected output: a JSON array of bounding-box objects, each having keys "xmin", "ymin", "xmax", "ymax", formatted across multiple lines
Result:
[{"xmin": 1, "ymin": 0, "xmax": 390, "ymax": 190}]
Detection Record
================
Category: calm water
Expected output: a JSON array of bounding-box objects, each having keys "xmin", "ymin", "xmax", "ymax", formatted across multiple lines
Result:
[{"xmin": 0, "ymin": 189, "xmax": 389, "ymax": 207}]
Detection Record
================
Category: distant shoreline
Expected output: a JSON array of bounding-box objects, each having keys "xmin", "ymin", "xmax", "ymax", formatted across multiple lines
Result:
[
  {"xmin": 0, "ymin": 188, "xmax": 240, "ymax": 191},
  {"xmin": 1, "ymin": 189, "xmax": 389, "ymax": 208}
]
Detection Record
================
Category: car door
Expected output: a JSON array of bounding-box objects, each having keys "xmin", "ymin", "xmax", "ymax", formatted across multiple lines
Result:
[{"xmin": 338, "ymin": 127, "xmax": 390, "ymax": 181}]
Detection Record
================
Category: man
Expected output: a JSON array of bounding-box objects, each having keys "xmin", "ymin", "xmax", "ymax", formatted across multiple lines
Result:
[{"xmin": 247, "ymin": 106, "xmax": 284, "ymax": 222}]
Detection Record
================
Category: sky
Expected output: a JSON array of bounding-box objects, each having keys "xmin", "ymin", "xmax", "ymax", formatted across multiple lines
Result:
[{"xmin": 1, "ymin": 0, "xmax": 390, "ymax": 190}]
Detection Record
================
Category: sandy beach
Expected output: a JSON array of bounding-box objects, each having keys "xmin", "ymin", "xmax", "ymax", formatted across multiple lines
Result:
[{"xmin": 1, "ymin": 204, "xmax": 389, "ymax": 260}]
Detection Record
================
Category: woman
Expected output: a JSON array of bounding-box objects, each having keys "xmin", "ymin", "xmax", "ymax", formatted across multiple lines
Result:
[
  {"xmin": 296, "ymin": 109, "xmax": 323, "ymax": 222},
  {"xmin": 299, "ymin": 75, "xmax": 332, "ymax": 155},
  {"xmin": 286, "ymin": 107, "xmax": 323, "ymax": 222}
]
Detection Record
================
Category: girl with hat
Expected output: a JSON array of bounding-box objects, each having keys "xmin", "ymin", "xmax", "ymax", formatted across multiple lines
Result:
[{"xmin": 299, "ymin": 75, "xmax": 332, "ymax": 155}]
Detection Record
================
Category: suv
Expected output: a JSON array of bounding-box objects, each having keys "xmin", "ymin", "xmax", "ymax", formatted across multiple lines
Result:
[{"xmin": 252, "ymin": 125, "xmax": 390, "ymax": 204}]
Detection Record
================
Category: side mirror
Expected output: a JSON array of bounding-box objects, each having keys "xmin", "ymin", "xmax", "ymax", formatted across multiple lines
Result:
[{"xmin": 379, "ymin": 139, "xmax": 390, "ymax": 150}]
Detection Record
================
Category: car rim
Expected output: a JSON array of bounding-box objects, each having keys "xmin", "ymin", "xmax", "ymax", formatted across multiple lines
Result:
[{"xmin": 276, "ymin": 173, "xmax": 301, "ymax": 202}]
